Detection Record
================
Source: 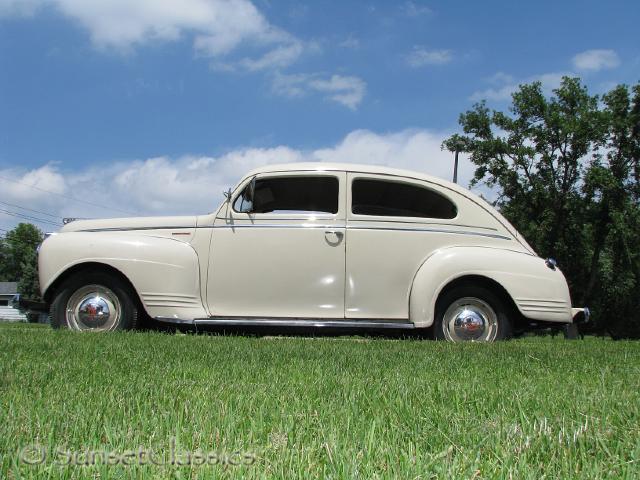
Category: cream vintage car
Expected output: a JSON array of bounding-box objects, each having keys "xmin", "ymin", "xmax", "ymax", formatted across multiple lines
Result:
[{"xmin": 38, "ymin": 163, "xmax": 588, "ymax": 342}]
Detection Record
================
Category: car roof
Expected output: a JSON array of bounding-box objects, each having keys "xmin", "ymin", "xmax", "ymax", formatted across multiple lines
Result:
[{"xmin": 243, "ymin": 162, "xmax": 463, "ymax": 193}]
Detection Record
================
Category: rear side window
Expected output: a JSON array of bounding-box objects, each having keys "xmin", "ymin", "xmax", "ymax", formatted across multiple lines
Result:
[
  {"xmin": 234, "ymin": 176, "xmax": 339, "ymax": 214},
  {"xmin": 351, "ymin": 179, "xmax": 457, "ymax": 219}
]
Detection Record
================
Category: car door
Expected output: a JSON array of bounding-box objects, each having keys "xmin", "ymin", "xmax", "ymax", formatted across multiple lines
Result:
[
  {"xmin": 345, "ymin": 172, "xmax": 460, "ymax": 319},
  {"xmin": 207, "ymin": 171, "xmax": 347, "ymax": 318}
]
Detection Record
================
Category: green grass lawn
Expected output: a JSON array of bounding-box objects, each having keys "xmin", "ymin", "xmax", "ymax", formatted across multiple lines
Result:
[{"xmin": 1, "ymin": 323, "xmax": 639, "ymax": 479}]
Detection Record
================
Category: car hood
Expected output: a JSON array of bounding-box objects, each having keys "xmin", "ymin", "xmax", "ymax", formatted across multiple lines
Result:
[{"xmin": 59, "ymin": 216, "xmax": 198, "ymax": 233}]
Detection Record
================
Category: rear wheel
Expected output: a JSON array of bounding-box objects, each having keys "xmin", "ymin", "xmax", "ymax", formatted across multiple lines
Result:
[
  {"xmin": 434, "ymin": 285, "xmax": 512, "ymax": 342},
  {"xmin": 50, "ymin": 271, "xmax": 139, "ymax": 331}
]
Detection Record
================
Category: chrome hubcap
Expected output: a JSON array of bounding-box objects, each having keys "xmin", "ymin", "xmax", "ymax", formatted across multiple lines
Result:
[
  {"xmin": 442, "ymin": 297, "xmax": 498, "ymax": 342},
  {"xmin": 66, "ymin": 285, "xmax": 121, "ymax": 331}
]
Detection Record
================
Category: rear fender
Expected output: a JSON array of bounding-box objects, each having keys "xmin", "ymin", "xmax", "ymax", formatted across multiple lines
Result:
[{"xmin": 409, "ymin": 246, "xmax": 573, "ymax": 327}]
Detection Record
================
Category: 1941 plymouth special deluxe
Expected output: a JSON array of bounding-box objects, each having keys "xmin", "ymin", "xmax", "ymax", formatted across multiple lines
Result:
[{"xmin": 38, "ymin": 163, "xmax": 588, "ymax": 342}]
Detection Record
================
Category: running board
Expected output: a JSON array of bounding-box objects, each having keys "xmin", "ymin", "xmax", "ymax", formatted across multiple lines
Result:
[{"xmin": 155, "ymin": 317, "xmax": 415, "ymax": 329}]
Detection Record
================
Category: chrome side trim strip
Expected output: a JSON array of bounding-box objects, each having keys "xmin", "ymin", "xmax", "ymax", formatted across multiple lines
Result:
[
  {"xmin": 83, "ymin": 224, "xmax": 511, "ymax": 241},
  {"xmin": 81, "ymin": 226, "xmax": 194, "ymax": 232},
  {"xmin": 146, "ymin": 304, "xmax": 203, "ymax": 308},
  {"xmin": 520, "ymin": 305, "xmax": 567, "ymax": 310},
  {"xmin": 347, "ymin": 219, "xmax": 499, "ymax": 231},
  {"xmin": 195, "ymin": 318, "xmax": 416, "ymax": 329},
  {"xmin": 521, "ymin": 308, "xmax": 568, "ymax": 313},
  {"xmin": 214, "ymin": 224, "xmax": 338, "ymax": 230},
  {"xmin": 155, "ymin": 316, "xmax": 415, "ymax": 329},
  {"xmin": 346, "ymin": 225, "xmax": 510, "ymax": 240},
  {"xmin": 516, "ymin": 298, "xmax": 567, "ymax": 304},
  {"xmin": 155, "ymin": 316, "xmax": 195, "ymax": 325},
  {"xmin": 142, "ymin": 292, "xmax": 199, "ymax": 298}
]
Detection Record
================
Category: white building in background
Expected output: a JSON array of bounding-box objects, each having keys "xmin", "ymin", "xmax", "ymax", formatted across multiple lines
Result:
[{"xmin": 0, "ymin": 282, "xmax": 26, "ymax": 322}]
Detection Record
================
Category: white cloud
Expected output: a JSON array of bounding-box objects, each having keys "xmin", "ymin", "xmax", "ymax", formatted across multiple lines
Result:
[
  {"xmin": 311, "ymin": 129, "xmax": 462, "ymax": 180},
  {"xmin": 405, "ymin": 46, "xmax": 452, "ymax": 67},
  {"xmin": 0, "ymin": 0, "xmax": 42, "ymax": 16},
  {"xmin": 0, "ymin": 0, "xmax": 303, "ymax": 68},
  {"xmin": 470, "ymin": 84, "xmax": 514, "ymax": 102},
  {"xmin": 470, "ymin": 49, "xmax": 621, "ymax": 103},
  {"xmin": 271, "ymin": 72, "xmax": 310, "ymax": 98},
  {"xmin": 486, "ymin": 72, "xmax": 515, "ymax": 86},
  {"xmin": 272, "ymin": 72, "xmax": 367, "ymax": 110},
  {"xmin": 402, "ymin": 1, "xmax": 432, "ymax": 17},
  {"xmin": 232, "ymin": 41, "xmax": 305, "ymax": 71},
  {"xmin": 308, "ymin": 75, "xmax": 366, "ymax": 110},
  {"xmin": 470, "ymin": 71, "xmax": 572, "ymax": 102},
  {"xmin": 0, "ymin": 128, "xmax": 475, "ymax": 230},
  {"xmin": 338, "ymin": 35, "xmax": 360, "ymax": 50},
  {"xmin": 0, "ymin": 0, "xmax": 365, "ymax": 108},
  {"xmin": 0, "ymin": 165, "xmax": 75, "ymax": 231},
  {"xmin": 572, "ymin": 49, "xmax": 620, "ymax": 72}
]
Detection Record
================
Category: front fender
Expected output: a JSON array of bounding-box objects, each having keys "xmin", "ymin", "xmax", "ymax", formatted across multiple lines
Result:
[
  {"xmin": 409, "ymin": 246, "xmax": 573, "ymax": 328},
  {"xmin": 39, "ymin": 232, "xmax": 207, "ymax": 319}
]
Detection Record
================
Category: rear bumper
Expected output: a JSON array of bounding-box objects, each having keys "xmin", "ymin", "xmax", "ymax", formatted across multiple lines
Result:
[{"xmin": 571, "ymin": 307, "xmax": 590, "ymax": 324}]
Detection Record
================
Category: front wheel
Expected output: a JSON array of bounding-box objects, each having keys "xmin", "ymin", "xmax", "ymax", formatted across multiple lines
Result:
[
  {"xmin": 434, "ymin": 285, "xmax": 512, "ymax": 342},
  {"xmin": 50, "ymin": 271, "xmax": 139, "ymax": 332}
]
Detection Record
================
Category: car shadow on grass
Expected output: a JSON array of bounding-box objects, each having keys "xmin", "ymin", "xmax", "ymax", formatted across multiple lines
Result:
[{"xmin": 148, "ymin": 320, "xmax": 433, "ymax": 341}]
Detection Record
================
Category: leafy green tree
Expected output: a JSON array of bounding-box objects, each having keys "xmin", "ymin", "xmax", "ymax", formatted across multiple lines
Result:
[
  {"xmin": 582, "ymin": 84, "xmax": 640, "ymax": 337},
  {"xmin": 0, "ymin": 238, "xmax": 7, "ymax": 282},
  {"xmin": 0, "ymin": 223, "xmax": 43, "ymax": 297},
  {"xmin": 18, "ymin": 247, "xmax": 41, "ymax": 302},
  {"xmin": 444, "ymin": 77, "xmax": 640, "ymax": 337}
]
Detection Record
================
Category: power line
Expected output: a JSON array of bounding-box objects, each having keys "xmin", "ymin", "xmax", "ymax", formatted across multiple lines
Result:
[
  {"xmin": 0, "ymin": 208, "xmax": 62, "ymax": 227},
  {"xmin": 0, "ymin": 210, "xmax": 61, "ymax": 227},
  {"xmin": 0, "ymin": 174, "xmax": 137, "ymax": 216},
  {"xmin": 0, "ymin": 199, "xmax": 61, "ymax": 219}
]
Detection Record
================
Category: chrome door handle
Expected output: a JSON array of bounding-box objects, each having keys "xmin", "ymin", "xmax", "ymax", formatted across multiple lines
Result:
[{"xmin": 324, "ymin": 230, "xmax": 344, "ymax": 245}]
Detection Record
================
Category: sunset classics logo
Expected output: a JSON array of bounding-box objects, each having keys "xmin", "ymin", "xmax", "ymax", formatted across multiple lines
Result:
[{"xmin": 18, "ymin": 438, "xmax": 256, "ymax": 467}]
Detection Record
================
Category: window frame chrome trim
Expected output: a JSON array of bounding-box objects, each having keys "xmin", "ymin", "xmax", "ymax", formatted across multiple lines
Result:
[
  {"xmin": 230, "ymin": 172, "xmax": 343, "ymax": 216},
  {"xmin": 348, "ymin": 173, "xmax": 460, "ymax": 222}
]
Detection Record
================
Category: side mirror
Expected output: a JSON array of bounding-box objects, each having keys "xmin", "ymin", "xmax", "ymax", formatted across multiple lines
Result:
[{"xmin": 223, "ymin": 188, "xmax": 233, "ymax": 202}]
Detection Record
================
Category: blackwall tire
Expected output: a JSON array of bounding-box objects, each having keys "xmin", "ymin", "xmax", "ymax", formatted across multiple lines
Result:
[
  {"xmin": 434, "ymin": 285, "xmax": 512, "ymax": 342},
  {"xmin": 49, "ymin": 271, "xmax": 139, "ymax": 332}
]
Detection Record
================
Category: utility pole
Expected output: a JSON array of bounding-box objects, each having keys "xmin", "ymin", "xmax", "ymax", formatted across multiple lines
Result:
[
  {"xmin": 453, "ymin": 148, "xmax": 459, "ymax": 184},
  {"xmin": 450, "ymin": 136, "xmax": 464, "ymax": 184}
]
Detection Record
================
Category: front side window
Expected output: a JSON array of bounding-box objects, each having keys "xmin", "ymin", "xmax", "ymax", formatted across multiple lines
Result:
[
  {"xmin": 351, "ymin": 178, "xmax": 457, "ymax": 219},
  {"xmin": 234, "ymin": 176, "xmax": 339, "ymax": 214}
]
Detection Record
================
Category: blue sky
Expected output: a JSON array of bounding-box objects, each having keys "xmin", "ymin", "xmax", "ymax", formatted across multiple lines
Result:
[{"xmin": 0, "ymin": 0, "xmax": 638, "ymax": 231}]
